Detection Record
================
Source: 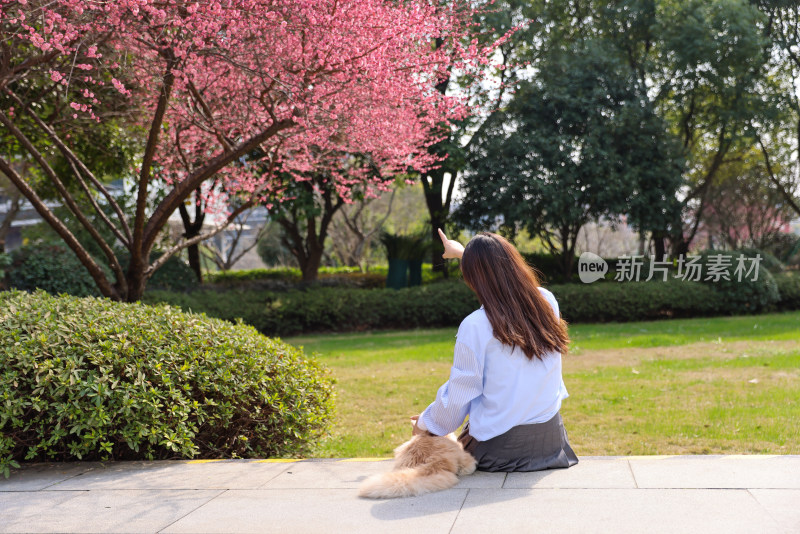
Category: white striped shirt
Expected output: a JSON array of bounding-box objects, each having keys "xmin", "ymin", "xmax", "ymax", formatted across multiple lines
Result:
[{"xmin": 419, "ymin": 287, "xmax": 568, "ymax": 441}]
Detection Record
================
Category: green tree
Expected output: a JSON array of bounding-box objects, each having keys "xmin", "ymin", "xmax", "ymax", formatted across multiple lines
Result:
[
  {"xmin": 516, "ymin": 0, "xmax": 776, "ymax": 256},
  {"xmin": 748, "ymin": 0, "xmax": 800, "ymax": 219},
  {"xmin": 419, "ymin": 0, "xmax": 547, "ymax": 274},
  {"xmin": 261, "ymin": 155, "xmax": 394, "ymax": 282},
  {"xmin": 456, "ymin": 44, "xmax": 683, "ymax": 278}
]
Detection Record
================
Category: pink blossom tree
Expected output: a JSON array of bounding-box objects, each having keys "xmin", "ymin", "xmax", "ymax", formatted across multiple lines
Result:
[{"xmin": 0, "ymin": 0, "xmax": 489, "ymax": 301}]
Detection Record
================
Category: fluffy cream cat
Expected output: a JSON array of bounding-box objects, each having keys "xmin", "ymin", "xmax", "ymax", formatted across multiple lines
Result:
[{"xmin": 358, "ymin": 432, "xmax": 477, "ymax": 499}]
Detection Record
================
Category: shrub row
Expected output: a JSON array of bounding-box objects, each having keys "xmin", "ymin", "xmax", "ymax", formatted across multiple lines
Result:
[
  {"xmin": 204, "ymin": 263, "xmax": 461, "ymax": 289},
  {"xmin": 5, "ymin": 244, "xmax": 198, "ymax": 298},
  {"xmin": 145, "ymin": 272, "xmax": 800, "ymax": 336},
  {"xmin": 0, "ymin": 290, "xmax": 334, "ymax": 475},
  {"xmin": 145, "ymin": 282, "xmax": 481, "ymax": 337}
]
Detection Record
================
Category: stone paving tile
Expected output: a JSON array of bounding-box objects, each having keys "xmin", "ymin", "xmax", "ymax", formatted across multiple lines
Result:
[
  {"xmin": 162, "ymin": 488, "xmax": 468, "ymax": 534},
  {"xmin": 3, "ymin": 457, "xmax": 798, "ymax": 534},
  {"xmin": 263, "ymin": 460, "xmax": 505, "ymax": 490},
  {"xmin": 1, "ymin": 463, "xmax": 101, "ymax": 492},
  {"xmin": 262, "ymin": 460, "xmax": 392, "ymax": 489},
  {"xmin": 1, "ymin": 491, "xmax": 85, "ymax": 532},
  {"xmin": 47, "ymin": 460, "xmax": 293, "ymax": 491},
  {"xmin": 1, "ymin": 489, "xmax": 222, "ymax": 534},
  {"xmin": 749, "ymin": 489, "xmax": 800, "ymax": 533},
  {"xmin": 451, "ymin": 488, "xmax": 783, "ymax": 534},
  {"xmin": 629, "ymin": 456, "xmax": 800, "ymax": 489},
  {"xmin": 504, "ymin": 458, "xmax": 637, "ymax": 489}
]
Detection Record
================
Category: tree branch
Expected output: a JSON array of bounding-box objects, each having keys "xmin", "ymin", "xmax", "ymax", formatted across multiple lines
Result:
[
  {"xmin": 143, "ymin": 118, "xmax": 294, "ymax": 253},
  {"xmin": 4, "ymin": 88, "xmax": 133, "ymax": 243},
  {"xmin": 0, "ymin": 108, "xmax": 125, "ymax": 294},
  {"xmin": 148, "ymin": 198, "xmax": 255, "ymax": 275},
  {"xmin": 134, "ymin": 59, "xmax": 177, "ymax": 255},
  {"xmin": 757, "ymin": 135, "xmax": 800, "ymax": 216},
  {"xmin": 0, "ymin": 154, "xmax": 118, "ymax": 298}
]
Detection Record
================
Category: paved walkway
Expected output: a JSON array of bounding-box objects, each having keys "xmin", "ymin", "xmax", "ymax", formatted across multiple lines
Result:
[{"xmin": 1, "ymin": 455, "xmax": 799, "ymax": 533}]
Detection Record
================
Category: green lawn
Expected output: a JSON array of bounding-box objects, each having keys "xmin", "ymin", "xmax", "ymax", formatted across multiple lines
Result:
[{"xmin": 285, "ymin": 311, "xmax": 800, "ymax": 458}]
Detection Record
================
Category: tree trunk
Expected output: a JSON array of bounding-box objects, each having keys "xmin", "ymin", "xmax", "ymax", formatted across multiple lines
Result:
[
  {"xmin": 652, "ymin": 231, "xmax": 666, "ymax": 259},
  {"xmin": 125, "ymin": 255, "xmax": 149, "ymax": 303},
  {"xmin": 429, "ymin": 214, "xmax": 447, "ymax": 274},
  {"xmin": 300, "ymin": 242, "xmax": 324, "ymax": 282},
  {"xmin": 187, "ymin": 244, "xmax": 202, "ymax": 281},
  {"xmin": 422, "ymin": 167, "xmax": 449, "ymax": 276},
  {"xmin": 0, "ymin": 187, "xmax": 22, "ymax": 253},
  {"xmin": 178, "ymin": 193, "xmax": 205, "ymax": 283}
]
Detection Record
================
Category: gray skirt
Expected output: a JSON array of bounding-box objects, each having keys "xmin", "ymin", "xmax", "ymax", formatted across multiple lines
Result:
[{"xmin": 458, "ymin": 412, "xmax": 579, "ymax": 472}]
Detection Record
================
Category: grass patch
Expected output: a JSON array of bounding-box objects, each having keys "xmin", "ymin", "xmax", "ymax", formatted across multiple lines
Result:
[
  {"xmin": 286, "ymin": 310, "xmax": 800, "ymax": 457},
  {"xmin": 568, "ymin": 311, "xmax": 800, "ymax": 353}
]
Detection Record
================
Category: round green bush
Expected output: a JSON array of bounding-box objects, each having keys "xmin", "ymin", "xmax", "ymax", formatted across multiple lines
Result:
[
  {"xmin": 8, "ymin": 244, "xmax": 102, "ymax": 297},
  {"xmin": 0, "ymin": 290, "xmax": 334, "ymax": 475},
  {"xmin": 699, "ymin": 250, "xmax": 780, "ymax": 313}
]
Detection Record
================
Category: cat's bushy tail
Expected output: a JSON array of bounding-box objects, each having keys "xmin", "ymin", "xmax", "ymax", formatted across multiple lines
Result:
[{"xmin": 358, "ymin": 465, "xmax": 459, "ymax": 499}]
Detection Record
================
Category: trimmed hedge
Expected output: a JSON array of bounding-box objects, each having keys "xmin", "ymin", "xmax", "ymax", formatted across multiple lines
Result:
[
  {"xmin": 203, "ymin": 264, "xmax": 459, "ymax": 289},
  {"xmin": 146, "ymin": 272, "xmax": 800, "ymax": 336},
  {"xmin": 550, "ymin": 279, "xmax": 727, "ymax": 323},
  {"xmin": 146, "ymin": 282, "xmax": 480, "ymax": 336},
  {"xmin": 0, "ymin": 290, "xmax": 334, "ymax": 475}
]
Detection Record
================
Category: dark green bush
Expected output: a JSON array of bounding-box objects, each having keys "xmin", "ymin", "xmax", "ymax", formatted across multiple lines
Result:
[
  {"xmin": 207, "ymin": 267, "xmax": 306, "ymax": 284},
  {"xmin": 147, "ymin": 277, "xmax": 748, "ymax": 335},
  {"xmin": 7, "ymin": 245, "xmax": 196, "ymax": 297},
  {"xmin": 774, "ymin": 272, "xmax": 800, "ymax": 311},
  {"xmin": 115, "ymin": 251, "xmax": 197, "ymax": 292},
  {"xmin": 203, "ymin": 264, "xmax": 456, "ymax": 289},
  {"xmin": 0, "ymin": 253, "xmax": 11, "ymax": 288},
  {"xmin": 522, "ymin": 252, "xmax": 578, "ymax": 283},
  {"xmin": 549, "ymin": 278, "xmax": 727, "ymax": 323},
  {"xmin": 8, "ymin": 244, "xmax": 103, "ymax": 297},
  {"xmin": 0, "ymin": 290, "xmax": 334, "ymax": 476},
  {"xmin": 147, "ymin": 253, "xmax": 198, "ymax": 291},
  {"xmin": 698, "ymin": 250, "xmax": 780, "ymax": 313},
  {"xmin": 146, "ymin": 281, "xmax": 481, "ymax": 336}
]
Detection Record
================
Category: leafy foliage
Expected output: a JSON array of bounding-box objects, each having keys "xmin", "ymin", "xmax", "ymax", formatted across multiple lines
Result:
[
  {"xmin": 7, "ymin": 244, "xmax": 196, "ymax": 296},
  {"xmin": 0, "ymin": 290, "xmax": 335, "ymax": 476},
  {"xmin": 114, "ymin": 251, "xmax": 198, "ymax": 293},
  {"xmin": 774, "ymin": 271, "xmax": 800, "ymax": 311},
  {"xmin": 7, "ymin": 245, "xmax": 104, "ymax": 297},
  {"xmin": 146, "ymin": 273, "xmax": 800, "ymax": 336},
  {"xmin": 146, "ymin": 282, "xmax": 480, "ymax": 336},
  {"xmin": 550, "ymin": 279, "xmax": 727, "ymax": 323},
  {"xmin": 456, "ymin": 42, "xmax": 683, "ymax": 276}
]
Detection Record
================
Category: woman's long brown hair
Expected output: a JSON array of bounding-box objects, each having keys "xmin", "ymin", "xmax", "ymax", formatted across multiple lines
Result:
[{"xmin": 461, "ymin": 232, "xmax": 569, "ymax": 360}]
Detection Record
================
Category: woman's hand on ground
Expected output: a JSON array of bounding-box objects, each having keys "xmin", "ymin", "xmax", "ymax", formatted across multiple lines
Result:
[{"xmin": 438, "ymin": 228, "xmax": 465, "ymax": 260}]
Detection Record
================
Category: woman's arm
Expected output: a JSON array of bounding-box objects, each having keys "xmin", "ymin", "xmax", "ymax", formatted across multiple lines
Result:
[
  {"xmin": 438, "ymin": 228, "xmax": 464, "ymax": 260},
  {"xmin": 417, "ymin": 340, "xmax": 483, "ymax": 436}
]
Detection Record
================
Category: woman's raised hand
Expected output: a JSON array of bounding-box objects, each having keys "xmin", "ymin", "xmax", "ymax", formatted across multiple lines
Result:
[{"xmin": 438, "ymin": 228, "xmax": 465, "ymax": 260}]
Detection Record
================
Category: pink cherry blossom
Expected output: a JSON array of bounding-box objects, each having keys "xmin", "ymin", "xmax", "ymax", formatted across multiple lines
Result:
[{"xmin": 1, "ymin": 0, "xmax": 495, "ymax": 300}]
